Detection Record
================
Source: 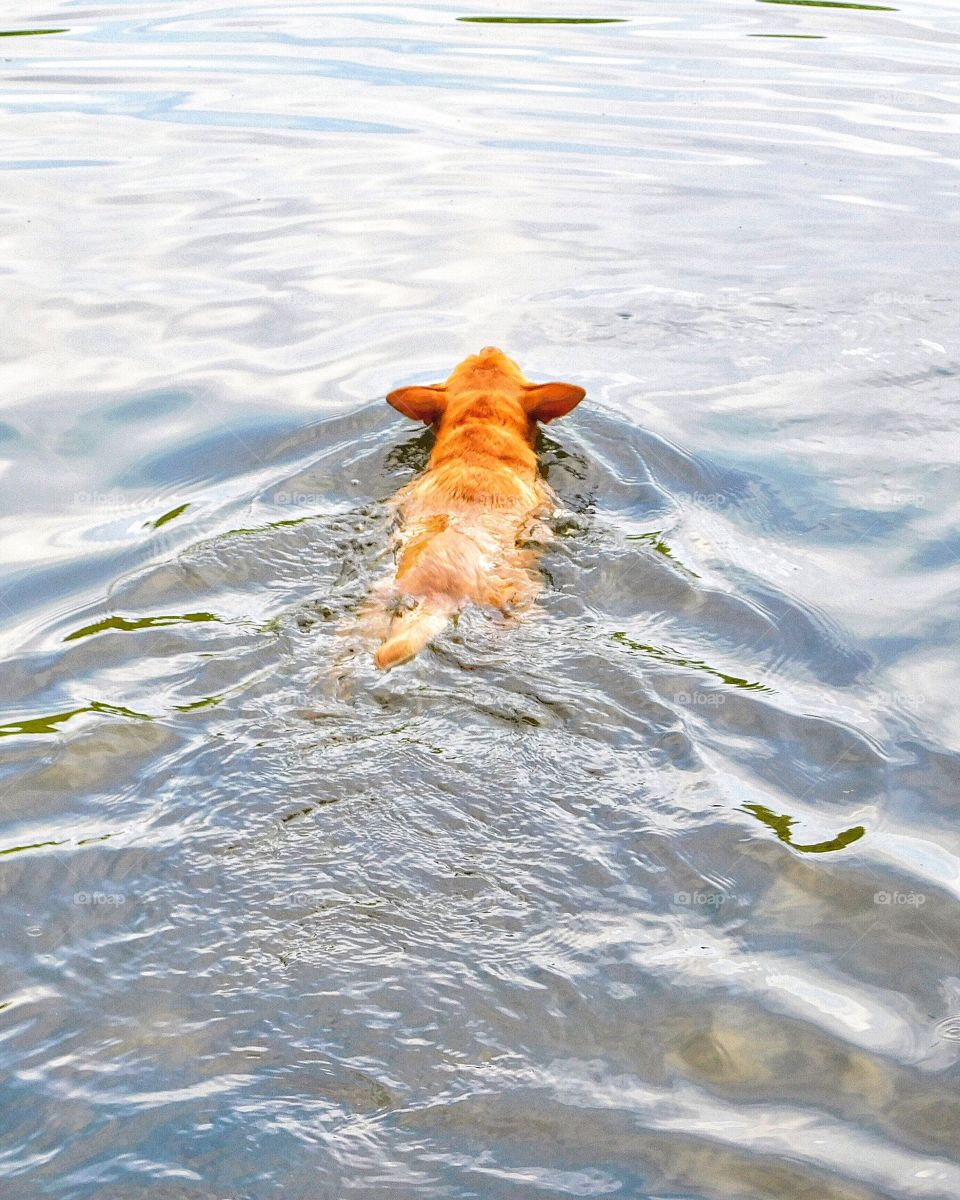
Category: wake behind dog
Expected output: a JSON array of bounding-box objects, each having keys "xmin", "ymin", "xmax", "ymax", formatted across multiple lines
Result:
[{"xmin": 359, "ymin": 347, "xmax": 584, "ymax": 669}]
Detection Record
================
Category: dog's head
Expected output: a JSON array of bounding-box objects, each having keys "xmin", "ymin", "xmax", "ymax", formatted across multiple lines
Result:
[{"xmin": 386, "ymin": 347, "xmax": 584, "ymax": 434}]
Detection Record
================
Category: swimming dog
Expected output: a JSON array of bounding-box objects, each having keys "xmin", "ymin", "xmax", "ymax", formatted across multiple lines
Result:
[{"xmin": 366, "ymin": 347, "xmax": 584, "ymax": 669}]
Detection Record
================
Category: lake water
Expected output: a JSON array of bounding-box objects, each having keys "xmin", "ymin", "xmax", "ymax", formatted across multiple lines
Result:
[{"xmin": 1, "ymin": 2, "xmax": 959, "ymax": 1197}]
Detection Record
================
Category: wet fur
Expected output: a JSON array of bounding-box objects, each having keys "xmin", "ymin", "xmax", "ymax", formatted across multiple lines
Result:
[{"xmin": 363, "ymin": 347, "xmax": 584, "ymax": 669}]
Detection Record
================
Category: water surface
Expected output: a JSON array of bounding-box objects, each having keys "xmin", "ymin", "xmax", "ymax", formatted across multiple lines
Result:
[{"xmin": 1, "ymin": 1, "xmax": 959, "ymax": 1197}]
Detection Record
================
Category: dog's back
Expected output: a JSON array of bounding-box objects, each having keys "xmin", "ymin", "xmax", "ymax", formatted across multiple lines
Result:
[{"xmin": 369, "ymin": 348, "xmax": 584, "ymax": 668}]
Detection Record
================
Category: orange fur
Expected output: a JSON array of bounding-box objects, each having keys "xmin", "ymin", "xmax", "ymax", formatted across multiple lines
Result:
[{"xmin": 368, "ymin": 347, "xmax": 584, "ymax": 669}]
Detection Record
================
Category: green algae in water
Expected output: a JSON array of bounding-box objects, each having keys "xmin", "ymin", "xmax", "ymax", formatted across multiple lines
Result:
[
  {"xmin": 149, "ymin": 502, "xmax": 190, "ymax": 529},
  {"xmin": 0, "ymin": 701, "xmax": 153, "ymax": 738},
  {"xmin": 458, "ymin": 17, "xmax": 627, "ymax": 24},
  {"xmin": 757, "ymin": 0, "xmax": 896, "ymax": 9},
  {"xmin": 611, "ymin": 631, "xmax": 772, "ymax": 693},
  {"xmin": 1, "ymin": 831, "xmax": 113, "ymax": 857},
  {"xmin": 0, "ymin": 837, "xmax": 68, "ymax": 855},
  {"xmin": 0, "ymin": 29, "xmax": 67, "ymax": 38},
  {"xmin": 743, "ymin": 802, "xmax": 866, "ymax": 853},
  {"xmin": 222, "ymin": 514, "xmax": 314, "ymax": 538},
  {"xmin": 172, "ymin": 694, "xmax": 224, "ymax": 712},
  {"xmin": 625, "ymin": 530, "xmax": 700, "ymax": 579},
  {"xmin": 63, "ymin": 611, "xmax": 222, "ymax": 642}
]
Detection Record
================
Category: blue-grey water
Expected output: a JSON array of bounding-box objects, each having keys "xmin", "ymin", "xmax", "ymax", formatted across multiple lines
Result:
[{"xmin": 1, "ymin": 2, "xmax": 959, "ymax": 1197}]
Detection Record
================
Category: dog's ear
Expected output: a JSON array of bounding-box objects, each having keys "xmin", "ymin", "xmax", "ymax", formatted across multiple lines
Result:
[
  {"xmin": 524, "ymin": 382, "xmax": 585, "ymax": 423},
  {"xmin": 386, "ymin": 386, "xmax": 447, "ymax": 424}
]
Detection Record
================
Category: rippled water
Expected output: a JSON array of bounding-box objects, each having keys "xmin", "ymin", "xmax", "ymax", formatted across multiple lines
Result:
[{"xmin": 2, "ymin": 2, "xmax": 959, "ymax": 1197}]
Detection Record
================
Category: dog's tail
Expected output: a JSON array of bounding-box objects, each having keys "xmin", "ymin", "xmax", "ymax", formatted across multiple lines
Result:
[{"xmin": 374, "ymin": 597, "xmax": 455, "ymax": 670}]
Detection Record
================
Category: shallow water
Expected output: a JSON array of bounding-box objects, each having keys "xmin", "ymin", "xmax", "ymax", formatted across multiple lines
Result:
[{"xmin": 2, "ymin": 2, "xmax": 960, "ymax": 1197}]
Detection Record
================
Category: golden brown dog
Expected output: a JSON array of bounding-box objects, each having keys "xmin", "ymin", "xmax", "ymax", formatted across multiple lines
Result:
[{"xmin": 365, "ymin": 347, "xmax": 584, "ymax": 669}]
